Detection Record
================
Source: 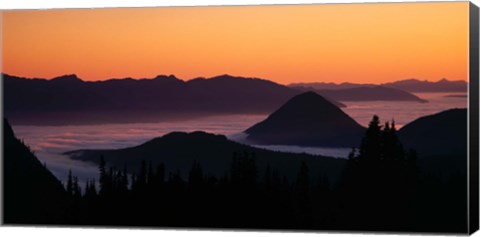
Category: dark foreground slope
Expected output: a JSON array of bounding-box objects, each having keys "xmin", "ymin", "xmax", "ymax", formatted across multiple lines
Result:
[
  {"xmin": 397, "ymin": 109, "xmax": 468, "ymax": 232},
  {"xmin": 64, "ymin": 113, "xmax": 468, "ymax": 233},
  {"xmin": 398, "ymin": 108, "xmax": 467, "ymax": 176},
  {"xmin": 399, "ymin": 108, "xmax": 467, "ymax": 156},
  {"xmin": 65, "ymin": 131, "xmax": 346, "ymax": 184},
  {"xmin": 245, "ymin": 92, "xmax": 365, "ymax": 147},
  {"xmin": 3, "ymin": 118, "xmax": 67, "ymax": 224}
]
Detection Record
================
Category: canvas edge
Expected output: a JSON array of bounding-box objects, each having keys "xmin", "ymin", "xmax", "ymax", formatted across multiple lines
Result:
[
  {"xmin": 0, "ymin": 10, "xmax": 5, "ymax": 227},
  {"xmin": 469, "ymin": 1, "xmax": 479, "ymax": 235}
]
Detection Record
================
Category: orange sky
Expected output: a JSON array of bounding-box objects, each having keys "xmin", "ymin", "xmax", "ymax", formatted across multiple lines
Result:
[{"xmin": 1, "ymin": 2, "xmax": 469, "ymax": 84}]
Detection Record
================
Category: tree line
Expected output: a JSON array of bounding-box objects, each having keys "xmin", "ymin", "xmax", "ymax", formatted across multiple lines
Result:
[{"xmin": 60, "ymin": 115, "xmax": 466, "ymax": 232}]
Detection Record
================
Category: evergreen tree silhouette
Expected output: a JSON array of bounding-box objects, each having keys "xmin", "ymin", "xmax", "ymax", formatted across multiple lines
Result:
[
  {"xmin": 66, "ymin": 169, "xmax": 73, "ymax": 196},
  {"xmin": 72, "ymin": 176, "xmax": 81, "ymax": 199},
  {"xmin": 188, "ymin": 161, "xmax": 204, "ymax": 193},
  {"xmin": 264, "ymin": 165, "xmax": 272, "ymax": 190},
  {"xmin": 359, "ymin": 115, "xmax": 382, "ymax": 162},
  {"xmin": 84, "ymin": 179, "xmax": 97, "ymax": 199},
  {"xmin": 150, "ymin": 163, "xmax": 165, "ymax": 187},
  {"xmin": 137, "ymin": 160, "xmax": 147, "ymax": 191},
  {"xmin": 119, "ymin": 166, "xmax": 129, "ymax": 194},
  {"xmin": 98, "ymin": 155, "xmax": 108, "ymax": 196},
  {"xmin": 230, "ymin": 151, "xmax": 257, "ymax": 190},
  {"xmin": 339, "ymin": 115, "xmax": 419, "ymax": 230},
  {"xmin": 294, "ymin": 160, "xmax": 312, "ymax": 227},
  {"xmin": 147, "ymin": 161, "xmax": 154, "ymax": 184}
]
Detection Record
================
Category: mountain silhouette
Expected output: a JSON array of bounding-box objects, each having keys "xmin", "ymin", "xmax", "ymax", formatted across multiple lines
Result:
[
  {"xmin": 291, "ymin": 78, "xmax": 467, "ymax": 93},
  {"xmin": 50, "ymin": 74, "xmax": 82, "ymax": 83},
  {"xmin": 399, "ymin": 108, "xmax": 467, "ymax": 157},
  {"xmin": 3, "ymin": 118, "xmax": 67, "ymax": 224},
  {"xmin": 244, "ymin": 92, "xmax": 365, "ymax": 147},
  {"xmin": 398, "ymin": 108, "xmax": 467, "ymax": 176},
  {"xmin": 3, "ymin": 73, "xmax": 344, "ymax": 125},
  {"xmin": 65, "ymin": 131, "xmax": 346, "ymax": 183},
  {"xmin": 289, "ymin": 82, "xmax": 375, "ymax": 90},
  {"xmin": 293, "ymin": 86, "xmax": 427, "ymax": 102},
  {"xmin": 383, "ymin": 78, "xmax": 467, "ymax": 92}
]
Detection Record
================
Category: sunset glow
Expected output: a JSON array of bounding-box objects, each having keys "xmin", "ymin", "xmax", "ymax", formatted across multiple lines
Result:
[{"xmin": 2, "ymin": 2, "xmax": 469, "ymax": 84}]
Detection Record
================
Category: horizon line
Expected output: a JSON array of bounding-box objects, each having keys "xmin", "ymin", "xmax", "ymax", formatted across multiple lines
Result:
[{"xmin": 1, "ymin": 72, "xmax": 469, "ymax": 85}]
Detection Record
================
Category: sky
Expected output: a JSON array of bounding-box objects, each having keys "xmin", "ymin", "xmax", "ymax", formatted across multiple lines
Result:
[{"xmin": 1, "ymin": 2, "xmax": 469, "ymax": 84}]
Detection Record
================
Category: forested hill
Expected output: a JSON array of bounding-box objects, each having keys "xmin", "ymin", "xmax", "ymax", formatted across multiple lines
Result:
[
  {"xmin": 65, "ymin": 131, "xmax": 347, "ymax": 184},
  {"xmin": 3, "ymin": 118, "xmax": 68, "ymax": 224}
]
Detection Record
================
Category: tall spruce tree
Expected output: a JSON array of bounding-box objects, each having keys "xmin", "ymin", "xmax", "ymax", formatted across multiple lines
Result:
[
  {"xmin": 66, "ymin": 169, "xmax": 73, "ymax": 196},
  {"xmin": 340, "ymin": 115, "xmax": 419, "ymax": 230}
]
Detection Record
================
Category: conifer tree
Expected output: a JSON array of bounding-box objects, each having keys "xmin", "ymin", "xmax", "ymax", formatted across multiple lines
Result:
[
  {"xmin": 147, "ymin": 161, "xmax": 154, "ymax": 185},
  {"xmin": 340, "ymin": 115, "xmax": 419, "ymax": 229},
  {"xmin": 359, "ymin": 115, "xmax": 382, "ymax": 161},
  {"xmin": 119, "ymin": 167, "xmax": 129, "ymax": 193},
  {"xmin": 296, "ymin": 161, "xmax": 309, "ymax": 194},
  {"xmin": 153, "ymin": 163, "xmax": 165, "ymax": 186},
  {"xmin": 99, "ymin": 155, "xmax": 107, "ymax": 196},
  {"xmin": 72, "ymin": 176, "xmax": 81, "ymax": 199},
  {"xmin": 138, "ymin": 160, "xmax": 147, "ymax": 189},
  {"xmin": 188, "ymin": 161, "xmax": 204, "ymax": 193},
  {"xmin": 264, "ymin": 165, "xmax": 272, "ymax": 190},
  {"xmin": 66, "ymin": 169, "xmax": 73, "ymax": 196},
  {"xmin": 294, "ymin": 160, "xmax": 312, "ymax": 227},
  {"xmin": 230, "ymin": 151, "xmax": 257, "ymax": 189}
]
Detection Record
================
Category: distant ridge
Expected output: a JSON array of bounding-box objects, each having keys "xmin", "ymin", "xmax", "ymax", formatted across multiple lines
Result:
[
  {"xmin": 290, "ymin": 78, "xmax": 467, "ymax": 93},
  {"xmin": 290, "ymin": 82, "xmax": 375, "ymax": 90},
  {"xmin": 383, "ymin": 78, "xmax": 467, "ymax": 92},
  {"xmin": 245, "ymin": 91, "xmax": 365, "ymax": 147},
  {"xmin": 2, "ymin": 73, "xmax": 345, "ymax": 125},
  {"xmin": 292, "ymin": 85, "xmax": 428, "ymax": 102},
  {"xmin": 50, "ymin": 74, "xmax": 82, "ymax": 82}
]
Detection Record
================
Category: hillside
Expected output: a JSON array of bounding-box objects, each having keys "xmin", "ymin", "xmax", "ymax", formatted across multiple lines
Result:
[
  {"xmin": 65, "ymin": 131, "xmax": 347, "ymax": 184},
  {"xmin": 3, "ymin": 118, "xmax": 68, "ymax": 224},
  {"xmin": 245, "ymin": 92, "xmax": 365, "ymax": 147},
  {"xmin": 398, "ymin": 108, "xmax": 467, "ymax": 176}
]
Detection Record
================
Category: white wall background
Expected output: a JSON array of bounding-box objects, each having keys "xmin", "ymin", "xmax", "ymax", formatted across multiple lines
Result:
[{"xmin": 0, "ymin": 1, "xmax": 478, "ymax": 237}]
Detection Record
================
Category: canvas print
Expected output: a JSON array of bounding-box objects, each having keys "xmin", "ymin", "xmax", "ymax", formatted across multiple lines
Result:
[{"xmin": 1, "ymin": 1, "xmax": 478, "ymax": 234}]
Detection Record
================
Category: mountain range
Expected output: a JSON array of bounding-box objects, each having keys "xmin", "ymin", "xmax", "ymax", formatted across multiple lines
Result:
[
  {"xmin": 290, "ymin": 78, "xmax": 467, "ymax": 93},
  {"xmin": 3, "ymin": 73, "xmax": 344, "ymax": 125},
  {"xmin": 5, "ymin": 74, "xmax": 461, "ymax": 125}
]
